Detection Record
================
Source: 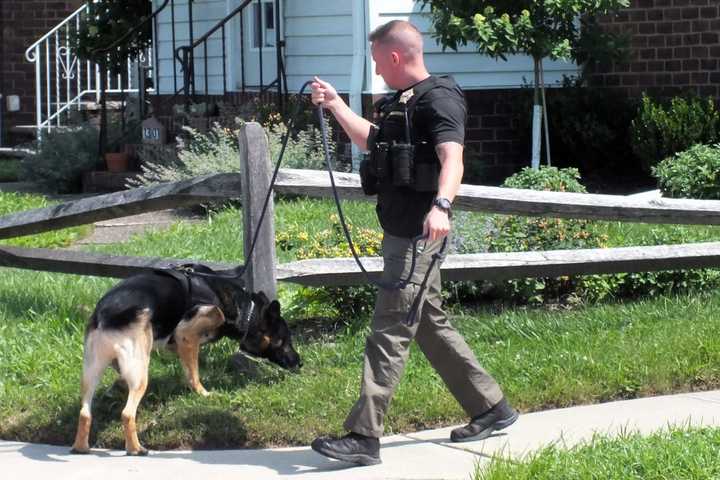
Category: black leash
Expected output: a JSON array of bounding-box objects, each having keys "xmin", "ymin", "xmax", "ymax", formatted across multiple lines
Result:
[
  {"xmin": 315, "ymin": 104, "xmax": 447, "ymax": 326},
  {"xmin": 174, "ymin": 81, "xmax": 446, "ymax": 327}
]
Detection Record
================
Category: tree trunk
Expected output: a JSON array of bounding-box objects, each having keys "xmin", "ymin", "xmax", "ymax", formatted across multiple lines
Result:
[{"xmin": 531, "ymin": 56, "xmax": 542, "ymax": 170}]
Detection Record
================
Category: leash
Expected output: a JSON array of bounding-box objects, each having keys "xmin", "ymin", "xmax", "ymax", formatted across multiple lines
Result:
[
  {"xmin": 172, "ymin": 80, "xmax": 445, "ymax": 327},
  {"xmin": 315, "ymin": 104, "xmax": 447, "ymax": 326}
]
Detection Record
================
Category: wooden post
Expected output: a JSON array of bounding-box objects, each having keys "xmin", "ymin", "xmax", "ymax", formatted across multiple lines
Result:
[{"xmin": 238, "ymin": 122, "xmax": 277, "ymax": 299}]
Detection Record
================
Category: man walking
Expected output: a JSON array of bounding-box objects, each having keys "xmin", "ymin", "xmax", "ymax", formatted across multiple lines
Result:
[{"xmin": 310, "ymin": 20, "xmax": 518, "ymax": 466}]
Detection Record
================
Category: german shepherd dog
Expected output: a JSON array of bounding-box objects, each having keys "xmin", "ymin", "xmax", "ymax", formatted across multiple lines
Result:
[{"xmin": 70, "ymin": 264, "xmax": 301, "ymax": 456}]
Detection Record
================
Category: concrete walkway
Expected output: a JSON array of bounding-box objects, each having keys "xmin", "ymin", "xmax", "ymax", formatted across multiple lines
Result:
[{"xmin": 2, "ymin": 390, "xmax": 720, "ymax": 480}]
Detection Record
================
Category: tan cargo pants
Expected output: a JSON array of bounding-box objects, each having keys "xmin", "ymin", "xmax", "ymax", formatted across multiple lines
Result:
[{"xmin": 343, "ymin": 232, "xmax": 505, "ymax": 438}]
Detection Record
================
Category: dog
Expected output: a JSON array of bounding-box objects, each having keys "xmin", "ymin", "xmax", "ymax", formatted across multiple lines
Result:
[{"xmin": 70, "ymin": 264, "xmax": 301, "ymax": 456}]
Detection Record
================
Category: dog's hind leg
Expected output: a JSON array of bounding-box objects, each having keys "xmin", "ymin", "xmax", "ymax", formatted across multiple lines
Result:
[
  {"xmin": 115, "ymin": 311, "xmax": 153, "ymax": 456},
  {"xmin": 175, "ymin": 305, "xmax": 225, "ymax": 397},
  {"xmin": 71, "ymin": 329, "xmax": 114, "ymax": 454}
]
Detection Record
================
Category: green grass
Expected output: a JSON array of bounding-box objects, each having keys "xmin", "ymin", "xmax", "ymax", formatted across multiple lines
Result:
[
  {"xmin": 0, "ymin": 191, "xmax": 91, "ymax": 248},
  {"xmin": 2, "ymin": 197, "xmax": 720, "ymax": 451},
  {"xmin": 475, "ymin": 427, "xmax": 720, "ymax": 480}
]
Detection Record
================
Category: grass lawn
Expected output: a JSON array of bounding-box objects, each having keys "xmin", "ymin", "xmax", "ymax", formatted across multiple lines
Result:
[
  {"xmin": 1, "ymin": 195, "xmax": 720, "ymax": 450},
  {"xmin": 475, "ymin": 427, "xmax": 720, "ymax": 480}
]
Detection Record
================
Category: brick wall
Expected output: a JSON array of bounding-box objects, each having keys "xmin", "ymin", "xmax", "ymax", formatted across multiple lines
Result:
[
  {"xmin": 589, "ymin": 0, "xmax": 720, "ymax": 98},
  {"xmin": 0, "ymin": 0, "xmax": 83, "ymax": 144}
]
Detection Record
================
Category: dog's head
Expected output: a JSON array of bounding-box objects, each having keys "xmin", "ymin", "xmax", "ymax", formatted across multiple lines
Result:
[
  {"xmin": 237, "ymin": 294, "xmax": 301, "ymax": 370},
  {"xmin": 184, "ymin": 265, "xmax": 302, "ymax": 370}
]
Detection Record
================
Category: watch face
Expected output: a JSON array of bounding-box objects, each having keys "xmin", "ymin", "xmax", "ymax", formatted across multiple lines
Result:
[{"xmin": 435, "ymin": 198, "xmax": 451, "ymax": 210}]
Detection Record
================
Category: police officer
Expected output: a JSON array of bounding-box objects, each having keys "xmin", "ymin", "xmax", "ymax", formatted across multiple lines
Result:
[{"xmin": 310, "ymin": 20, "xmax": 518, "ymax": 466}]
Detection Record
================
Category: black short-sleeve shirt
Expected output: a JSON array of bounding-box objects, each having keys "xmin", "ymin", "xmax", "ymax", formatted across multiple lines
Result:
[{"xmin": 376, "ymin": 75, "xmax": 467, "ymax": 238}]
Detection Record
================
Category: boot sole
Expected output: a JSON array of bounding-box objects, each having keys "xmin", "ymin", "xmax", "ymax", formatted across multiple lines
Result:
[
  {"xmin": 451, "ymin": 410, "xmax": 520, "ymax": 443},
  {"xmin": 311, "ymin": 444, "xmax": 382, "ymax": 466}
]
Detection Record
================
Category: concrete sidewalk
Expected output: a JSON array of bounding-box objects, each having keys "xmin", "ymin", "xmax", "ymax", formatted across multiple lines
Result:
[{"xmin": 2, "ymin": 390, "xmax": 720, "ymax": 480}]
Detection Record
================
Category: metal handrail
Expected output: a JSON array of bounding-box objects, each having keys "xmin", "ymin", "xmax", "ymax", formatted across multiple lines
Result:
[
  {"xmin": 24, "ymin": 4, "xmax": 88, "ymax": 61},
  {"xmin": 174, "ymin": 0, "xmax": 286, "ymax": 110}
]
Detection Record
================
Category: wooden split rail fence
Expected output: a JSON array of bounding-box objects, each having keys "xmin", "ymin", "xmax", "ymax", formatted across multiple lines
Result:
[{"xmin": 2, "ymin": 122, "xmax": 720, "ymax": 298}]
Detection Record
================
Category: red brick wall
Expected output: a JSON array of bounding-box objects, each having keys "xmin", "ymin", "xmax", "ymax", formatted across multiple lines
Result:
[
  {"xmin": 589, "ymin": 0, "xmax": 720, "ymax": 98},
  {"xmin": 0, "ymin": 0, "xmax": 83, "ymax": 144}
]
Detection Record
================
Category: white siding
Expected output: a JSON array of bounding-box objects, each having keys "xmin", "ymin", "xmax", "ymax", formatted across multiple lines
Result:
[
  {"xmin": 366, "ymin": 0, "xmax": 578, "ymax": 93},
  {"xmin": 153, "ymin": 0, "xmax": 229, "ymax": 95},
  {"xmin": 283, "ymin": 0, "xmax": 354, "ymax": 92}
]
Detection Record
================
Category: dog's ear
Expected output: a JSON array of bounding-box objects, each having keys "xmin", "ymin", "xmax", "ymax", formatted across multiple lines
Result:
[
  {"xmin": 259, "ymin": 299, "xmax": 281, "ymax": 330},
  {"xmin": 268, "ymin": 300, "xmax": 281, "ymax": 319}
]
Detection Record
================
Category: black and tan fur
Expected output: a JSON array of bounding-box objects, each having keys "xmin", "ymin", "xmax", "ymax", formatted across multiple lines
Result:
[{"xmin": 70, "ymin": 265, "xmax": 301, "ymax": 456}]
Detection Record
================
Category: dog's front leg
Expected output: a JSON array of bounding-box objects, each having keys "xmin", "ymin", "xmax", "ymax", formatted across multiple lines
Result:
[
  {"xmin": 176, "ymin": 337, "xmax": 209, "ymax": 396},
  {"xmin": 174, "ymin": 306, "xmax": 224, "ymax": 397}
]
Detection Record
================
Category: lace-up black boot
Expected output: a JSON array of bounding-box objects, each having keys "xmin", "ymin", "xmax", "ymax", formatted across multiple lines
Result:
[
  {"xmin": 311, "ymin": 432, "xmax": 381, "ymax": 466},
  {"xmin": 450, "ymin": 398, "xmax": 519, "ymax": 443}
]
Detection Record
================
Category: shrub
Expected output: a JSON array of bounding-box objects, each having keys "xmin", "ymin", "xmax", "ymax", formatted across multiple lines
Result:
[
  {"xmin": 131, "ymin": 118, "xmax": 335, "ymax": 186},
  {"xmin": 578, "ymin": 225, "xmax": 720, "ymax": 302},
  {"xmin": 283, "ymin": 214, "xmax": 382, "ymax": 319},
  {"xmin": 20, "ymin": 124, "xmax": 99, "ymax": 193},
  {"xmin": 653, "ymin": 143, "xmax": 720, "ymax": 199},
  {"xmin": 631, "ymin": 93, "xmax": 719, "ymax": 173},
  {"xmin": 483, "ymin": 167, "xmax": 607, "ymax": 305}
]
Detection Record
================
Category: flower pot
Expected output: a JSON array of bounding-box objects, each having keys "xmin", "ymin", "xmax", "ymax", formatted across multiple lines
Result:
[{"xmin": 104, "ymin": 152, "xmax": 129, "ymax": 172}]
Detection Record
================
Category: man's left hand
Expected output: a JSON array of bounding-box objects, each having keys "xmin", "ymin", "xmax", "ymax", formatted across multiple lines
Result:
[{"xmin": 423, "ymin": 207, "xmax": 450, "ymax": 242}]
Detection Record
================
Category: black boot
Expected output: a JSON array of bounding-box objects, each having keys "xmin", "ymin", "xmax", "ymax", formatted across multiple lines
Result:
[
  {"xmin": 311, "ymin": 432, "xmax": 381, "ymax": 466},
  {"xmin": 450, "ymin": 398, "xmax": 519, "ymax": 443}
]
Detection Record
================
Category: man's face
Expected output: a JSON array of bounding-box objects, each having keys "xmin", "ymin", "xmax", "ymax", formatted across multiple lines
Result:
[{"xmin": 371, "ymin": 42, "xmax": 400, "ymax": 89}]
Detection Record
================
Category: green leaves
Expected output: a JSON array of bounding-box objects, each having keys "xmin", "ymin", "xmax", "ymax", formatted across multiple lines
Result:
[
  {"xmin": 419, "ymin": 0, "xmax": 629, "ymax": 62},
  {"xmin": 654, "ymin": 144, "xmax": 720, "ymax": 200},
  {"xmin": 74, "ymin": 0, "xmax": 152, "ymax": 75},
  {"xmin": 631, "ymin": 94, "xmax": 720, "ymax": 173}
]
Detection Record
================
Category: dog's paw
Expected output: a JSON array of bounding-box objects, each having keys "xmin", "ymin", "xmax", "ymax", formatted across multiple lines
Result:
[
  {"xmin": 126, "ymin": 447, "xmax": 149, "ymax": 456},
  {"xmin": 198, "ymin": 387, "xmax": 211, "ymax": 397},
  {"xmin": 69, "ymin": 447, "xmax": 90, "ymax": 455}
]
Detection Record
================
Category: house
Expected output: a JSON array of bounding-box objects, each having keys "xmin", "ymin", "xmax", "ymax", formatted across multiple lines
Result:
[
  {"xmin": 4, "ymin": 0, "xmax": 719, "ymax": 179},
  {"xmin": 0, "ymin": 0, "xmax": 84, "ymax": 147},
  {"xmin": 149, "ymin": 0, "xmax": 576, "ymax": 176}
]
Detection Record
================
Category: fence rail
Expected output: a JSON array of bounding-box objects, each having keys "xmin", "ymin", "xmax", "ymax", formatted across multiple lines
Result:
[{"xmin": 1, "ymin": 122, "xmax": 720, "ymax": 294}]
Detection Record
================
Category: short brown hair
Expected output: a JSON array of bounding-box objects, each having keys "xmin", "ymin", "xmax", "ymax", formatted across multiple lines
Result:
[{"xmin": 368, "ymin": 20, "xmax": 421, "ymax": 44}]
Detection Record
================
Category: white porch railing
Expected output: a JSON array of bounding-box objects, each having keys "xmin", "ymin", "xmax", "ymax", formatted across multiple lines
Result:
[{"xmin": 24, "ymin": 3, "xmax": 154, "ymax": 138}]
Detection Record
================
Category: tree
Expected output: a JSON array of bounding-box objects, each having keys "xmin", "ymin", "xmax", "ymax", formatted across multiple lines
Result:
[
  {"xmin": 74, "ymin": 0, "xmax": 153, "ymax": 159},
  {"xmin": 419, "ymin": 0, "xmax": 629, "ymax": 169}
]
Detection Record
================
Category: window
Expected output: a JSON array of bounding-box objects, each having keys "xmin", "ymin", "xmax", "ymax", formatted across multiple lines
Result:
[{"xmin": 252, "ymin": 1, "xmax": 276, "ymax": 48}]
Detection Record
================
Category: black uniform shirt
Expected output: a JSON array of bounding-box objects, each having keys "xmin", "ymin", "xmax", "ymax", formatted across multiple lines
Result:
[{"xmin": 376, "ymin": 75, "xmax": 467, "ymax": 238}]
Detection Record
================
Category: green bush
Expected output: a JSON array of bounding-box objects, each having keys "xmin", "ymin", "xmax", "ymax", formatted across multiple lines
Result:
[
  {"xmin": 482, "ymin": 167, "xmax": 607, "ymax": 304},
  {"xmin": 631, "ymin": 93, "xmax": 719, "ymax": 173},
  {"xmin": 578, "ymin": 223, "xmax": 720, "ymax": 302},
  {"xmin": 283, "ymin": 215, "xmax": 381, "ymax": 319},
  {"xmin": 131, "ymin": 118, "xmax": 334, "ymax": 186},
  {"xmin": 20, "ymin": 125, "xmax": 99, "ymax": 193},
  {"xmin": 653, "ymin": 143, "xmax": 720, "ymax": 199}
]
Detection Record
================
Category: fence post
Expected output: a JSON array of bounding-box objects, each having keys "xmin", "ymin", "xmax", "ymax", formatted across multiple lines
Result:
[{"xmin": 238, "ymin": 122, "xmax": 277, "ymax": 299}]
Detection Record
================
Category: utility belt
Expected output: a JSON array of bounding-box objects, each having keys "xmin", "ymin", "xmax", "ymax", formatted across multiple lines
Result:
[{"xmin": 360, "ymin": 140, "xmax": 439, "ymax": 194}]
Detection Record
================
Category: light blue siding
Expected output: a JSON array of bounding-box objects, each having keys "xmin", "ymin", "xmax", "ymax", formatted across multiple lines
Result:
[
  {"xmin": 367, "ymin": 0, "xmax": 578, "ymax": 92},
  {"xmin": 151, "ymin": 0, "xmax": 579, "ymax": 96},
  {"xmin": 153, "ymin": 0, "xmax": 229, "ymax": 95},
  {"xmin": 283, "ymin": 1, "xmax": 354, "ymax": 92}
]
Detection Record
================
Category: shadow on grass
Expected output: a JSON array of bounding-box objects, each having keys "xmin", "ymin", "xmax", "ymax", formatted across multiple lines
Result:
[{"xmin": 1, "ymin": 357, "xmax": 294, "ymax": 451}]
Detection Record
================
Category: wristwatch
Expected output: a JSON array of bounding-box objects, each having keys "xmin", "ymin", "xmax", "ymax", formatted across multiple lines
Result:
[{"xmin": 433, "ymin": 197, "xmax": 452, "ymax": 218}]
